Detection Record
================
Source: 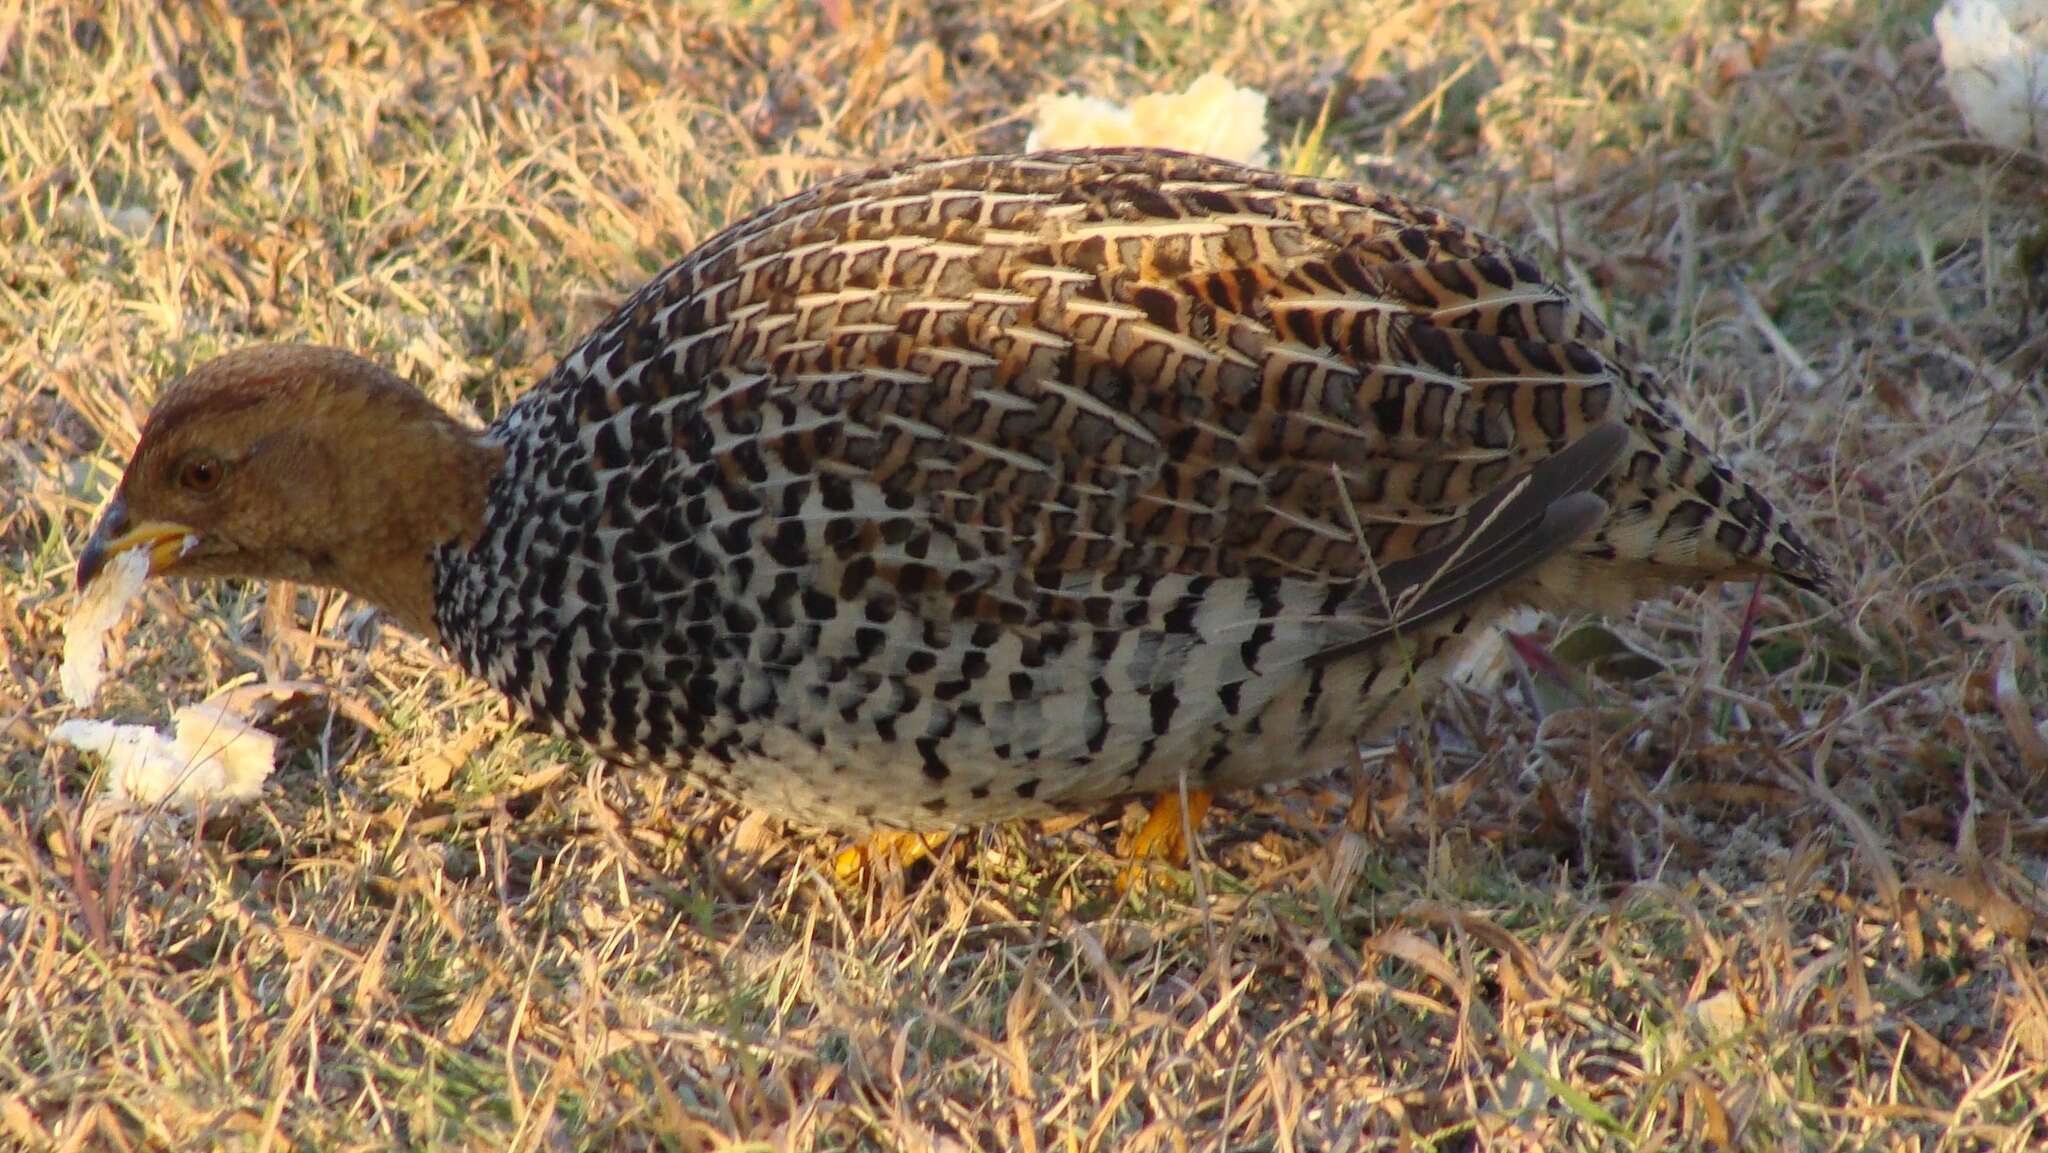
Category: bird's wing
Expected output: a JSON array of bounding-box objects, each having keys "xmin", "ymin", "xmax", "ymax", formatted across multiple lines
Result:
[{"xmin": 562, "ymin": 150, "xmax": 1637, "ymax": 637}]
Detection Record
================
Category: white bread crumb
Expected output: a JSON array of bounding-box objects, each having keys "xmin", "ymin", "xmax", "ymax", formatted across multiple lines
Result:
[
  {"xmin": 61, "ymin": 547, "xmax": 151, "ymax": 707},
  {"xmin": 1027, "ymin": 73, "xmax": 1271, "ymax": 167},
  {"xmin": 51, "ymin": 703, "xmax": 278, "ymax": 809},
  {"xmin": 1935, "ymin": 0, "xmax": 2048, "ymax": 153}
]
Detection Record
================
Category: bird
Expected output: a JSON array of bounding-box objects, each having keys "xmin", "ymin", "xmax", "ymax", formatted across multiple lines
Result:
[{"xmin": 74, "ymin": 148, "xmax": 1830, "ymax": 875}]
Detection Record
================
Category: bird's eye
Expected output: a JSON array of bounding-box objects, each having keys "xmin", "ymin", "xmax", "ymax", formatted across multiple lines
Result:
[{"xmin": 178, "ymin": 456, "xmax": 224, "ymax": 493}]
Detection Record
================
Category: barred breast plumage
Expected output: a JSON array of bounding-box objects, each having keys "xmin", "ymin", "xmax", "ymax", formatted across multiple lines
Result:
[{"xmin": 417, "ymin": 147, "xmax": 1827, "ymax": 832}]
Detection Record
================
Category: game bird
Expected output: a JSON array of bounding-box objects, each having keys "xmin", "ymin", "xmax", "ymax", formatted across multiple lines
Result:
[{"xmin": 74, "ymin": 149, "xmax": 1829, "ymax": 873}]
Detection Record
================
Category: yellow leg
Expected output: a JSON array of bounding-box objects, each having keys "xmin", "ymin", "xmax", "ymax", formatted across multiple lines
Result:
[
  {"xmin": 1120, "ymin": 788, "xmax": 1214, "ymax": 867},
  {"xmin": 831, "ymin": 830, "xmax": 950, "ymax": 883}
]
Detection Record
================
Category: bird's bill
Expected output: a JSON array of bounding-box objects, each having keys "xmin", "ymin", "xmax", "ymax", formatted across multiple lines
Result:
[{"xmin": 75, "ymin": 497, "xmax": 196, "ymax": 590}]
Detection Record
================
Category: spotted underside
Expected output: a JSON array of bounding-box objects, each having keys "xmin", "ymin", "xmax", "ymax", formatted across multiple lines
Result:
[{"xmin": 434, "ymin": 148, "xmax": 1827, "ymax": 831}]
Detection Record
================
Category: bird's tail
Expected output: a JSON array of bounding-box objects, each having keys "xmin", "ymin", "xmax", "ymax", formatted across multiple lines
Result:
[{"xmin": 1569, "ymin": 414, "xmax": 1833, "ymax": 604}]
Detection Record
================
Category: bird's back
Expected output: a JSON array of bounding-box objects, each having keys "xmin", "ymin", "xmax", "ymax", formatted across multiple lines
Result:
[{"xmin": 434, "ymin": 148, "xmax": 1826, "ymax": 830}]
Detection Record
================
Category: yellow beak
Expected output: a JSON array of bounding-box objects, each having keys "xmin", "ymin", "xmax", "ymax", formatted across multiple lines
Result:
[{"xmin": 75, "ymin": 496, "xmax": 197, "ymax": 589}]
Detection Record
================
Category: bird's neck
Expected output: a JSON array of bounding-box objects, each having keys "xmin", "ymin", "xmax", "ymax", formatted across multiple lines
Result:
[{"xmin": 323, "ymin": 420, "xmax": 505, "ymax": 643}]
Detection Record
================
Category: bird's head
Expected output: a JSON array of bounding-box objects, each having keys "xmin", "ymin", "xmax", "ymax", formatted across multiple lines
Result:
[{"xmin": 76, "ymin": 344, "xmax": 504, "ymax": 639}]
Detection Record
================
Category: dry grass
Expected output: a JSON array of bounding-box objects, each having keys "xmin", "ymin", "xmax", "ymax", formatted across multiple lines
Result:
[{"xmin": 3, "ymin": 0, "xmax": 2046, "ymax": 1148}]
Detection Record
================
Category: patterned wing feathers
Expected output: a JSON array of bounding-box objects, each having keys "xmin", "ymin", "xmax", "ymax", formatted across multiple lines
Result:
[
  {"xmin": 1314, "ymin": 421, "xmax": 1628, "ymax": 667},
  {"xmin": 585, "ymin": 149, "xmax": 1822, "ymax": 609}
]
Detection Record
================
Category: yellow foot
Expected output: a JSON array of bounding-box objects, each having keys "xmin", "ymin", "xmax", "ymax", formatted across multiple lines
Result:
[
  {"xmin": 1118, "ymin": 789, "xmax": 1214, "ymax": 881},
  {"xmin": 831, "ymin": 830, "xmax": 950, "ymax": 884}
]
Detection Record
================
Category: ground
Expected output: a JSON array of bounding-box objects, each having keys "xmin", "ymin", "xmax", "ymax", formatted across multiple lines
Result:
[{"xmin": 2, "ymin": 1, "xmax": 2045, "ymax": 1149}]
